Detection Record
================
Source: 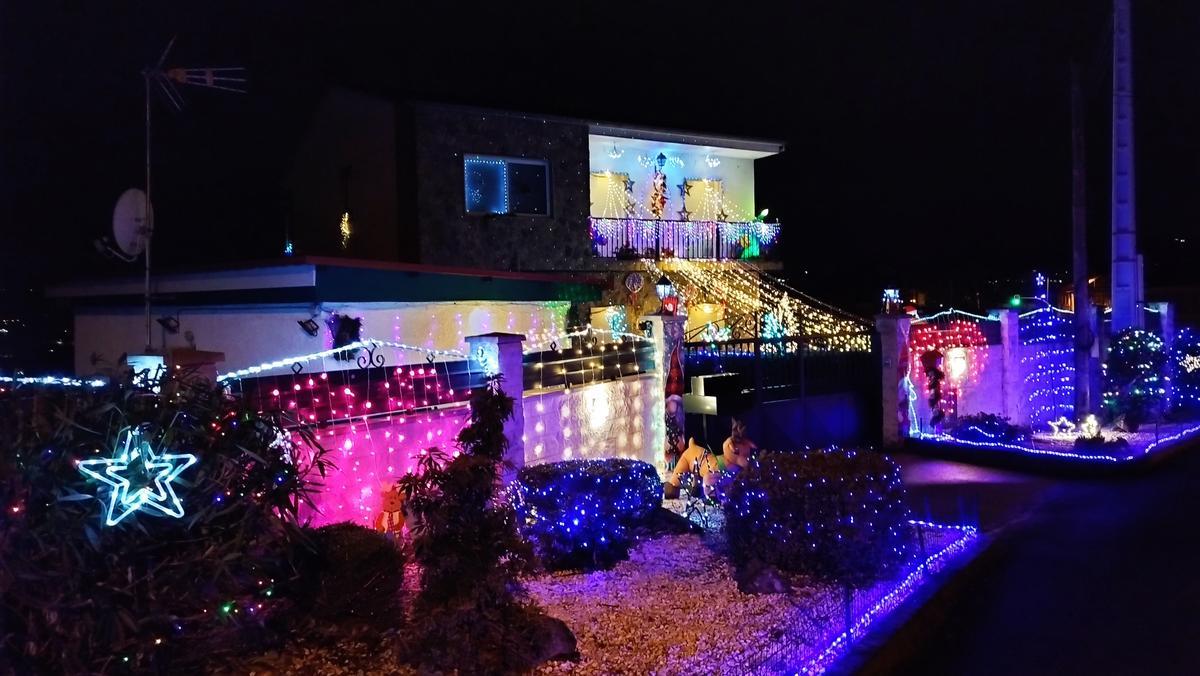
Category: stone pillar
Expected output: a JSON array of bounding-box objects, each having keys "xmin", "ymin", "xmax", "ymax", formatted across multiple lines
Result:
[
  {"xmin": 639, "ymin": 313, "xmax": 686, "ymax": 474},
  {"xmin": 996, "ymin": 309, "xmax": 1022, "ymax": 422},
  {"xmin": 875, "ymin": 314, "xmax": 912, "ymax": 448},
  {"xmin": 465, "ymin": 332, "xmax": 526, "ymax": 471}
]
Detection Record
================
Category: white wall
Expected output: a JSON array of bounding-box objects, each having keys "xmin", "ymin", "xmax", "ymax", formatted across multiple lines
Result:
[
  {"xmin": 522, "ymin": 373, "xmax": 659, "ymax": 468},
  {"xmin": 588, "ymin": 134, "xmax": 757, "ymax": 221},
  {"xmin": 75, "ymin": 301, "xmax": 568, "ymax": 378},
  {"xmin": 910, "ymin": 344, "xmax": 1005, "ymax": 431}
]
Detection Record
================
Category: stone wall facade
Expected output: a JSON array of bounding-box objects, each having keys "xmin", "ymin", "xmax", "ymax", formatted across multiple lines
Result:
[{"xmin": 412, "ymin": 105, "xmax": 594, "ymax": 271}]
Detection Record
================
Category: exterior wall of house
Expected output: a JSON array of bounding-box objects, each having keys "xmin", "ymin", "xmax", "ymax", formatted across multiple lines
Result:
[
  {"xmin": 286, "ymin": 89, "xmax": 402, "ymax": 260},
  {"xmin": 522, "ymin": 374, "xmax": 659, "ymax": 467},
  {"xmin": 411, "ymin": 105, "xmax": 593, "ymax": 271},
  {"xmin": 74, "ymin": 300, "xmax": 568, "ymax": 378}
]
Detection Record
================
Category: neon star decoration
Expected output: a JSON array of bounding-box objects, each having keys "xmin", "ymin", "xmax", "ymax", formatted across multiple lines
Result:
[
  {"xmin": 77, "ymin": 426, "xmax": 198, "ymax": 526},
  {"xmin": 1047, "ymin": 416, "xmax": 1076, "ymax": 438}
]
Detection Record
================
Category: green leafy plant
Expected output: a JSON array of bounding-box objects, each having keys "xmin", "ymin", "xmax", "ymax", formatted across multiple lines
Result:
[
  {"xmin": 724, "ymin": 449, "xmax": 913, "ymax": 587},
  {"xmin": 397, "ymin": 375, "xmax": 571, "ymax": 674},
  {"xmin": 293, "ymin": 523, "xmax": 404, "ymax": 633},
  {"xmin": 0, "ymin": 374, "xmax": 332, "ymax": 673}
]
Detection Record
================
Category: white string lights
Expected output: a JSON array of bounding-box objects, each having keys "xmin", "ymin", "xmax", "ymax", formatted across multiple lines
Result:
[{"xmin": 645, "ymin": 259, "xmax": 872, "ymax": 352}]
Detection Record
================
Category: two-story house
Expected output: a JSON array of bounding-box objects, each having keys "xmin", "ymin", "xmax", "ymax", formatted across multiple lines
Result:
[{"xmin": 283, "ymin": 89, "xmax": 806, "ymax": 342}]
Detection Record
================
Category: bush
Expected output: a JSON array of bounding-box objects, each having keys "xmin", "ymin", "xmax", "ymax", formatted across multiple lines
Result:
[
  {"xmin": 1104, "ymin": 328, "xmax": 1167, "ymax": 431},
  {"xmin": 515, "ymin": 458, "xmax": 662, "ymax": 570},
  {"xmin": 295, "ymin": 523, "xmax": 404, "ymax": 632},
  {"xmin": 0, "ymin": 374, "xmax": 332, "ymax": 673},
  {"xmin": 397, "ymin": 376, "xmax": 573, "ymax": 675},
  {"xmin": 947, "ymin": 413, "xmax": 1026, "ymax": 443},
  {"xmin": 1173, "ymin": 328, "xmax": 1200, "ymax": 416},
  {"xmin": 724, "ymin": 448, "xmax": 913, "ymax": 586}
]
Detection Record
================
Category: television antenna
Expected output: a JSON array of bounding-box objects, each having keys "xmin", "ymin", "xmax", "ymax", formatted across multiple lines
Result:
[{"xmin": 135, "ymin": 37, "xmax": 247, "ymax": 350}]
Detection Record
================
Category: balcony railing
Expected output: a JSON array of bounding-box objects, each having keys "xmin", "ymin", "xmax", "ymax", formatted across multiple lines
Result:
[{"xmin": 588, "ymin": 217, "xmax": 781, "ymax": 260}]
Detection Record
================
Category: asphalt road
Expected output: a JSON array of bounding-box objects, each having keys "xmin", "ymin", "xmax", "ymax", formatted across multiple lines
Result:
[{"xmin": 891, "ymin": 445, "xmax": 1200, "ymax": 675}]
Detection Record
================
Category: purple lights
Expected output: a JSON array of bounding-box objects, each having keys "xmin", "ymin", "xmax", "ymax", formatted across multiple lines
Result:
[
  {"xmin": 793, "ymin": 521, "xmax": 978, "ymax": 675},
  {"xmin": 915, "ymin": 421, "xmax": 1200, "ymax": 465}
]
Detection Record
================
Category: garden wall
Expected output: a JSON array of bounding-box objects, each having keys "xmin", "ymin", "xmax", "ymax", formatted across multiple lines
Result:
[
  {"xmin": 522, "ymin": 373, "xmax": 659, "ymax": 467},
  {"xmin": 300, "ymin": 406, "xmax": 473, "ymax": 528},
  {"xmin": 74, "ymin": 300, "xmax": 568, "ymax": 378}
]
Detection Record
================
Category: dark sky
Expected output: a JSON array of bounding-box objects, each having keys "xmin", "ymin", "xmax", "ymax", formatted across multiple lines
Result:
[{"xmin": 3, "ymin": 1, "xmax": 1198, "ymax": 311}]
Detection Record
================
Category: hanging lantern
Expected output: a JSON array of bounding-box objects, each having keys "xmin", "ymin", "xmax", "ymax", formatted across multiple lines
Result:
[{"xmin": 655, "ymin": 275, "xmax": 674, "ymax": 300}]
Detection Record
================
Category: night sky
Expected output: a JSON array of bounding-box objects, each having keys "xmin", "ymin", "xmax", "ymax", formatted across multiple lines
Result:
[{"xmin": 3, "ymin": 1, "xmax": 1198, "ymax": 313}]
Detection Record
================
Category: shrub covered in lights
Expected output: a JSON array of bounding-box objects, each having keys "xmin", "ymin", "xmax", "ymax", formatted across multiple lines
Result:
[
  {"xmin": 1173, "ymin": 328, "xmax": 1200, "ymax": 415},
  {"xmin": 1104, "ymin": 328, "xmax": 1167, "ymax": 431},
  {"xmin": 0, "ymin": 374, "xmax": 332, "ymax": 673},
  {"xmin": 947, "ymin": 413, "xmax": 1027, "ymax": 444},
  {"xmin": 515, "ymin": 458, "xmax": 663, "ymax": 570},
  {"xmin": 724, "ymin": 449, "xmax": 913, "ymax": 586}
]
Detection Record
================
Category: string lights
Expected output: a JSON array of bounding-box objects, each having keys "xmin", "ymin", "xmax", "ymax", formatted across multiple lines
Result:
[
  {"xmin": 0, "ymin": 375, "xmax": 107, "ymax": 388},
  {"xmin": 1020, "ymin": 306, "xmax": 1075, "ymax": 426},
  {"xmin": 514, "ymin": 459, "xmax": 662, "ymax": 569},
  {"xmin": 589, "ymin": 218, "xmax": 780, "ymax": 259},
  {"xmin": 1173, "ymin": 328, "xmax": 1200, "ymax": 410},
  {"xmin": 646, "ymin": 259, "xmax": 872, "ymax": 352},
  {"xmin": 908, "ymin": 320, "xmax": 989, "ymax": 425}
]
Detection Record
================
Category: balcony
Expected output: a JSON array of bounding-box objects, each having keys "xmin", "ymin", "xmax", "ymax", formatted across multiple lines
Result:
[{"xmin": 588, "ymin": 217, "xmax": 781, "ymax": 260}]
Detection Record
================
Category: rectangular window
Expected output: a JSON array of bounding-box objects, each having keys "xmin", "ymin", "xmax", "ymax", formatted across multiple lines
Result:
[{"xmin": 464, "ymin": 155, "xmax": 550, "ymax": 216}]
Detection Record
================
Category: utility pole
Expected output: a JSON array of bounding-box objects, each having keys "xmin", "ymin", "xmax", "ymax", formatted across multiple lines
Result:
[
  {"xmin": 1071, "ymin": 62, "xmax": 1093, "ymax": 417},
  {"xmin": 1111, "ymin": 0, "xmax": 1142, "ymax": 330}
]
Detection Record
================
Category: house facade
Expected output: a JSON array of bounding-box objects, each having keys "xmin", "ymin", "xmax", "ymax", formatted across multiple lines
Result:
[{"xmin": 285, "ymin": 90, "xmax": 785, "ymax": 275}]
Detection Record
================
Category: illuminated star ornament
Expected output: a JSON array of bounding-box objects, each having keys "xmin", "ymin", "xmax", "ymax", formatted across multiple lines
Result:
[
  {"xmin": 1048, "ymin": 416, "xmax": 1076, "ymax": 438},
  {"xmin": 77, "ymin": 426, "xmax": 198, "ymax": 526}
]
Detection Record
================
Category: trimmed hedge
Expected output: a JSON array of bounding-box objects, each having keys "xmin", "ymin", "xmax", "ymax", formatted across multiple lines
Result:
[
  {"xmin": 295, "ymin": 523, "xmax": 405, "ymax": 631},
  {"xmin": 515, "ymin": 459, "xmax": 662, "ymax": 570},
  {"xmin": 724, "ymin": 448, "xmax": 913, "ymax": 586}
]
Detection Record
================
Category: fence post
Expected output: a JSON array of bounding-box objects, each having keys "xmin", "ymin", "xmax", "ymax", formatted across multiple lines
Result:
[
  {"xmin": 874, "ymin": 314, "xmax": 912, "ymax": 448},
  {"xmin": 639, "ymin": 313, "xmax": 687, "ymax": 475},
  {"xmin": 465, "ymin": 332, "xmax": 527, "ymax": 474},
  {"xmin": 996, "ymin": 308, "xmax": 1022, "ymax": 423}
]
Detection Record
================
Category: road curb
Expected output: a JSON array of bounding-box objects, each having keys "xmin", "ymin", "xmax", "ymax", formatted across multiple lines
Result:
[{"xmin": 900, "ymin": 435, "xmax": 1197, "ymax": 479}]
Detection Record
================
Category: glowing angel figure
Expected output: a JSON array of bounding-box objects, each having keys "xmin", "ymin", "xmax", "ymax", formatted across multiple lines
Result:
[{"xmin": 77, "ymin": 426, "xmax": 197, "ymax": 526}]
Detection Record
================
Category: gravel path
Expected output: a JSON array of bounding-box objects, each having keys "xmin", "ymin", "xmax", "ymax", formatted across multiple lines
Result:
[{"xmin": 525, "ymin": 531, "xmax": 835, "ymax": 675}]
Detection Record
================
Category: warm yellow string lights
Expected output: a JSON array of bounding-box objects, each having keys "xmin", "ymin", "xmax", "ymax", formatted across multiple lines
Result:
[{"xmin": 645, "ymin": 259, "xmax": 871, "ymax": 352}]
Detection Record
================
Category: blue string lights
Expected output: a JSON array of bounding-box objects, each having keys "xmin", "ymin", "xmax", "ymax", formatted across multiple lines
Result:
[
  {"xmin": 463, "ymin": 156, "xmax": 509, "ymax": 215},
  {"xmin": 514, "ymin": 458, "xmax": 663, "ymax": 570},
  {"xmin": 724, "ymin": 448, "xmax": 914, "ymax": 583},
  {"xmin": 1173, "ymin": 328, "xmax": 1200, "ymax": 411},
  {"xmin": 793, "ymin": 521, "xmax": 978, "ymax": 674},
  {"xmin": 1103, "ymin": 329, "xmax": 1167, "ymax": 424},
  {"xmin": 1020, "ymin": 306, "xmax": 1075, "ymax": 426}
]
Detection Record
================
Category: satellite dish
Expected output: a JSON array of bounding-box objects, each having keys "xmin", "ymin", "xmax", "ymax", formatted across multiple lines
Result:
[{"xmin": 112, "ymin": 188, "xmax": 153, "ymax": 257}]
